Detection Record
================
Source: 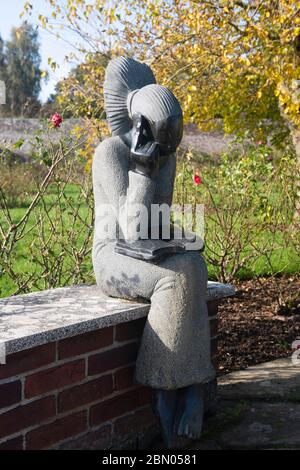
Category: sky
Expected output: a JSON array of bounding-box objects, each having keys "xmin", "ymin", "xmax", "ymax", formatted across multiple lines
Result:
[{"xmin": 0, "ymin": 0, "xmax": 74, "ymax": 102}]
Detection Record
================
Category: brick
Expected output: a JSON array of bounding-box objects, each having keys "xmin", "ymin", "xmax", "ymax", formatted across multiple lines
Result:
[
  {"xmin": 90, "ymin": 387, "xmax": 153, "ymax": 426},
  {"xmin": 0, "ymin": 396, "xmax": 55, "ymax": 440},
  {"xmin": 58, "ymin": 327, "xmax": 113, "ymax": 359},
  {"xmin": 210, "ymin": 337, "xmax": 218, "ymax": 357},
  {"xmin": 113, "ymin": 406, "xmax": 156, "ymax": 438},
  {"xmin": 209, "ymin": 318, "xmax": 218, "ymax": 337},
  {"xmin": 26, "ymin": 411, "xmax": 87, "ymax": 449},
  {"xmin": 56, "ymin": 423, "xmax": 113, "ymax": 450},
  {"xmin": 115, "ymin": 318, "xmax": 146, "ymax": 342},
  {"xmin": 58, "ymin": 374, "xmax": 113, "ymax": 413},
  {"xmin": 25, "ymin": 359, "xmax": 85, "ymax": 398},
  {"xmin": 0, "ymin": 436, "xmax": 23, "ymax": 450},
  {"xmin": 88, "ymin": 342, "xmax": 139, "ymax": 376},
  {"xmin": 114, "ymin": 366, "xmax": 135, "ymax": 391},
  {"xmin": 207, "ymin": 300, "xmax": 218, "ymax": 317},
  {"xmin": 0, "ymin": 380, "xmax": 21, "ymax": 409},
  {"xmin": 0, "ymin": 343, "xmax": 55, "ymax": 380}
]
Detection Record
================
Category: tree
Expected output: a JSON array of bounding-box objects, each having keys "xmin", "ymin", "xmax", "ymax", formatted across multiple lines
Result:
[
  {"xmin": 53, "ymin": 53, "xmax": 110, "ymax": 118},
  {"xmin": 0, "ymin": 35, "xmax": 5, "ymax": 75},
  {"xmin": 31, "ymin": 1, "xmax": 300, "ymax": 135},
  {"xmin": 0, "ymin": 35, "xmax": 7, "ymax": 113},
  {"xmin": 5, "ymin": 23, "xmax": 42, "ymax": 116},
  {"xmin": 29, "ymin": 0, "xmax": 300, "ymax": 207}
]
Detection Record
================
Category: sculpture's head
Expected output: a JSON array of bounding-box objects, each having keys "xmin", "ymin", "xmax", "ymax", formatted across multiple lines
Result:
[
  {"xmin": 129, "ymin": 84, "xmax": 183, "ymax": 155},
  {"xmin": 104, "ymin": 57, "xmax": 183, "ymax": 154}
]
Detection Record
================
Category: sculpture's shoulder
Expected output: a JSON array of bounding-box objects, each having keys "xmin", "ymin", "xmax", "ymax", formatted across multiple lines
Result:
[{"xmin": 94, "ymin": 135, "xmax": 129, "ymax": 164}]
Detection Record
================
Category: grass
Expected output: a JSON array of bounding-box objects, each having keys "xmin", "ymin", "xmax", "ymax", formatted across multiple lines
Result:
[
  {"xmin": 1, "ymin": 165, "xmax": 299, "ymax": 298},
  {"xmin": 0, "ymin": 183, "xmax": 94, "ymax": 298}
]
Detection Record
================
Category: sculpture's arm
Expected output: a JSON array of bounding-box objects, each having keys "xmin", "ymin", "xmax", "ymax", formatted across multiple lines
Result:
[
  {"xmin": 124, "ymin": 170, "xmax": 156, "ymax": 240},
  {"xmin": 154, "ymin": 153, "xmax": 176, "ymax": 206},
  {"xmin": 93, "ymin": 138, "xmax": 156, "ymax": 242}
]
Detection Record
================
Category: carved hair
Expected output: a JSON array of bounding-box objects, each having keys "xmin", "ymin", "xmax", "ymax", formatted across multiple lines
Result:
[{"xmin": 104, "ymin": 57, "xmax": 182, "ymax": 136}]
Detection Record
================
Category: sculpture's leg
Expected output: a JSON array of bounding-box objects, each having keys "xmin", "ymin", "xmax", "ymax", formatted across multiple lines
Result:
[
  {"xmin": 135, "ymin": 251, "xmax": 215, "ymax": 390},
  {"xmin": 173, "ymin": 384, "xmax": 204, "ymax": 440},
  {"xmin": 153, "ymin": 385, "xmax": 204, "ymax": 447},
  {"xmin": 93, "ymin": 245, "xmax": 215, "ymax": 446},
  {"xmin": 152, "ymin": 389, "xmax": 179, "ymax": 448}
]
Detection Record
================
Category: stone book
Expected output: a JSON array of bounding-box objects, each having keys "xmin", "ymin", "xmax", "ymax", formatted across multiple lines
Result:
[{"xmin": 115, "ymin": 232, "xmax": 203, "ymax": 262}]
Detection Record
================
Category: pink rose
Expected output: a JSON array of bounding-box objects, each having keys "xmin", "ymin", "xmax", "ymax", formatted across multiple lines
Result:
[
  {"xmin": 193, "ymin": 174, "xmax": 201, "ymax": 185},
  {"xmin": 50, "ymin": 113, "xmax": 63, "ymax": 128}
]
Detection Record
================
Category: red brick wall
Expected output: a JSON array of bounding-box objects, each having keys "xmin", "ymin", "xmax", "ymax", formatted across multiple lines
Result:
[{"xmin": 0, "ymin": 301, "xmax": 219, "ymax": 450}]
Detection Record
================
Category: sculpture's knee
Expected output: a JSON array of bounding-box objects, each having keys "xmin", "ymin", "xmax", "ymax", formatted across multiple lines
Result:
[
  {"xmin": 154, "ymin": 252, "xmax": 207, "ymax": 298},
  {"xmin": 175, "ymin": 251, "xmax": 207, "ymax": 287},
  {"xmin": 153, "ymin": 274, "xmax": 178, "ymax": 296}
]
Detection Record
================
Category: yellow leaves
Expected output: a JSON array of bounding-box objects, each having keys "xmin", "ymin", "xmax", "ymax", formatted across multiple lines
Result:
[
  {"xmin": 277, "ymin": 78, "xmax": 300, "ymax": 126},
  {"xmin": 38, "ymin": 14, "xmax": 48, "ymax": 28},
  {"xmin": 237, "ymin": 56, "xmax": 251, "ymax": 67},
  {"xmin": 20, "ymin": 1, "xmax": 32, "ymax": 18},
  {"xmin": 41, "ymin": 0, "xmax": 300, "ymax": 137},
  {"xmin": 68, "ymin": 6, "xmax": 77, "ymax": 18},
  {"xmin": 293, "ymin": 27, "xmax": 300, "ymax": 37},
  {"xmin": 107, "ymin": 8, "xmax": 116, "ymax": 24},
  {"xmin": 71, "ymin": 126, "xmax": 83, "ymax": 138},
  {"xmin": 84, "ymin": 4, "xmax": 93, "ymax": 18},
  {"xmin": 24, "ymin": 1, "xmax": 32, "ymax": 10},
  {"xmin": 48, "ymin": 58, "xmax": 58, "ymax": 71}
]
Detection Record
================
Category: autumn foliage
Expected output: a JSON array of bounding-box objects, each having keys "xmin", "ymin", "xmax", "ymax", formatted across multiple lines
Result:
[
  {"xmin": 23, "ymin": 1, "xmax": 300, "ymax": 207},
  {"xmin": 24, "ymin": 1, "xmax": 299, "ymax": 140}
]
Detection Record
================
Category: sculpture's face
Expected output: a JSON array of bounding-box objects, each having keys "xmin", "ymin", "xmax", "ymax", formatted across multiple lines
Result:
[
  {"xmin": 150, "ymin": 115, "xmax": 183, "ymax": 156},
  {"xmin": 130, "ymin": 113, "xmax": 183, "ymax": 176}
]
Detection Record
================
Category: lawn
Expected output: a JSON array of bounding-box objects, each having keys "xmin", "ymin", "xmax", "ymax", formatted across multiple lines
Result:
[
  {"xmin": 0, "ymin": 183, "xmax": 94, "ymax": 298},
  {"xmin": 1, "ymin": 180, "xmax": 299, "ymax": 298}
]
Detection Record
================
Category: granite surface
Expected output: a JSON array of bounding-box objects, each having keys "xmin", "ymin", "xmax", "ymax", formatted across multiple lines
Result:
[{"xmin": 0, "ymin": 282, "xmax": 234, "ymax": 357}]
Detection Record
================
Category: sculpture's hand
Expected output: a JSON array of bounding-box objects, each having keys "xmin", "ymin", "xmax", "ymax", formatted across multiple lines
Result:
[
  {"xmin": 130, "ymin": 140, "xmax": 159, "ymax": 177},
  {"xmin": 130, "ymin": 113, "xmax": 159, "ymax": 178}
]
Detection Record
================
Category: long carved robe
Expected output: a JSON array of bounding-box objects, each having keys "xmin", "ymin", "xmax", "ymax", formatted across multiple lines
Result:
[{"xmin": 92, "ymin": 135, "xmax": 215, "ymax": 389}]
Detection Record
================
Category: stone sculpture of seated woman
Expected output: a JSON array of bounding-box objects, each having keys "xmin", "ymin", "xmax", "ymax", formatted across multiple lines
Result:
[{"xmin": 92, "ymin": 57, "xmax": 215, "ymax": 448}]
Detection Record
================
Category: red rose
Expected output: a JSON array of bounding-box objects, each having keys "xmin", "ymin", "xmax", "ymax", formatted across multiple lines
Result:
[
  {"xmin": 50, "ymin": 113, "xmax": 63, "ymax": 128},
  {"xmin": 193, "ymin": 174, "xmax": 201, "ymax": 185}
]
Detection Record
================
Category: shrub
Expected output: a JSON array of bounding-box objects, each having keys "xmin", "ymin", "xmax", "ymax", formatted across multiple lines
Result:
[
  {"xmin": 0, "ymin": 126, "xmax": 299, "ymax": 296},
  {"xmin": 174, "ymin": 144, "xmax": 299, "ymax": 282},
  {"xmin": 0, "ymin": 161, "xmax": 46, "ymax": 208},
  {"xmin": 0, "ymin": 124, "xmax": 94, "ymax": 297}
]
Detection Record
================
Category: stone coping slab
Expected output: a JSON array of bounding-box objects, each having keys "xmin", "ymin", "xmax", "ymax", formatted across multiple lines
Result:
[
  {"xmin": 0, "ymin": 282, "xmax": 235, "ymax": 356},
  {"xmin": 218, "ymin": 358, "xmax": 300, "ymax": 400}
]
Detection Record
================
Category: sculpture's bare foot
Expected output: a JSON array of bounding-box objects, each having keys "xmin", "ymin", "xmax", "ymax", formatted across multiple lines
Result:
[
  {"xmin": 173, "ymin": 384, "xmax": 204, "ymax": 440},
  {"xmin": 153, "ymin": 389, "xmax": 179, "ymax": 448}
]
